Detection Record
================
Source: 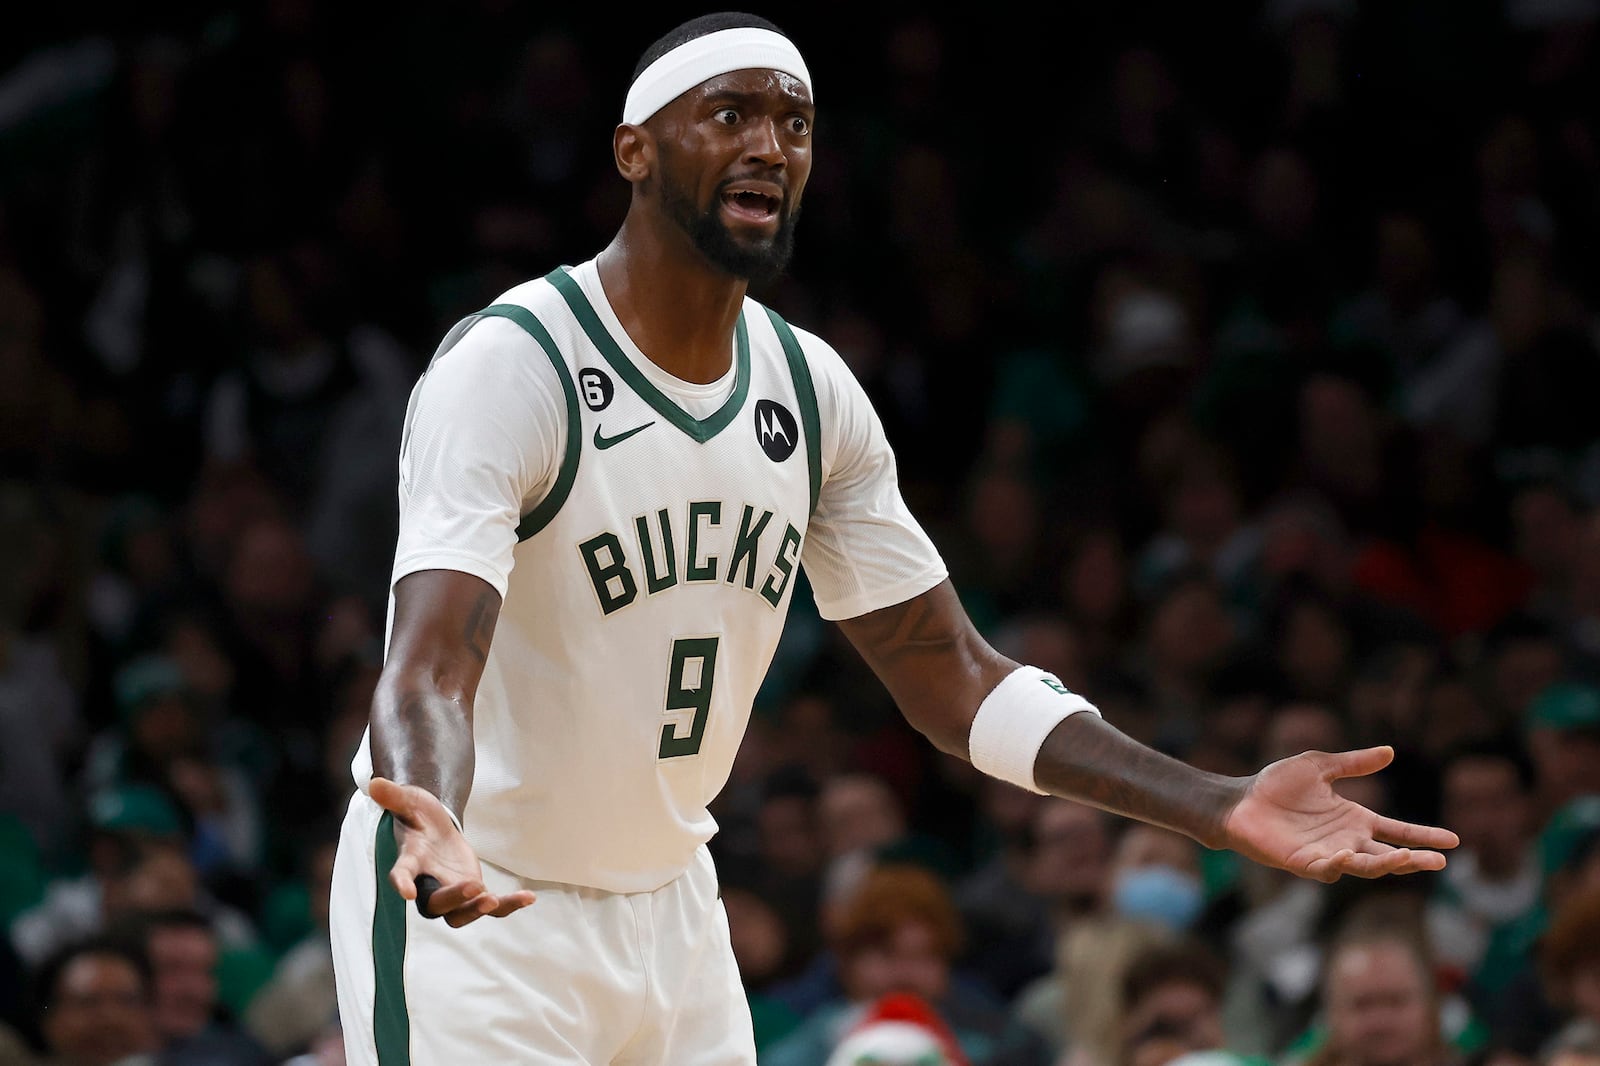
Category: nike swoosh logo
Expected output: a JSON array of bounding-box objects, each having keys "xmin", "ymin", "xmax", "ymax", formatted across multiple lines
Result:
[{"xmin": 593, "ymin": 421, "xmax": 655, "ymax": 449}]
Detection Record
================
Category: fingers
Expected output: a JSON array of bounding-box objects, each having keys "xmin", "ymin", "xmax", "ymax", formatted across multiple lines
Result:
[
  {"xmin": 441, "ymin": 888, "xmax": 538, "ymax": 927},
  {"xmin": 486, "ymin": 891, "xmax": 538, "ymax": 919},
  {"xmin": 1372, "ymin": 815, "xmax": 1460, "ymax": 851},
  {"xmin": 1316, "ymin": 745, "xmax": 1395, "ymax": 781},
  {"xmin": 399, "ymin": 874, "xmax": 536, "ymax": 925},
  {"xmin": 420, "ymin": 876, "xmax": 488, "ymax": 915},
  {"xmin": 387, "ymin": 850, "xmax": 422, "ymax": 901},
  {"xmin": 1305, "ymin": 845, "xmax": 1450, "ymax": 882}
]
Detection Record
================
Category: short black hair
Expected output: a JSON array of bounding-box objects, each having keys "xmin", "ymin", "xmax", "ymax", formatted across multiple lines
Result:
[
  {"xmin": 112, "ymin": 906, "xmax": 217, "ymax": 950},
  {"xmin": 632, "ymin": 12, "xmax": 790, "ymax": 83},
  {"xmin": 31, "ymin": 934, "xmax": 153, "ymax": 1016},
  {"xmin": 1120, "ymin": 938, "xmax": 1228, "ymax": 1013},
  {"xmin": 1437, "ymin": 734, "xmax": 1538, "ymax": 793}
]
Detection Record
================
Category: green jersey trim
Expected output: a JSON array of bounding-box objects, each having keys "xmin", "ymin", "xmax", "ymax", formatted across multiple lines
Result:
[
  {"xmin": 546, "ymin": 266, "xmax": 752, "ymax": 444},
  {"xmin": 474, "ymin": 304, "xmax": 583, "ymax": 542},
  {"xmin": 372, "ymin": 812, "xmax": 410, "ymax": 1065},
  {"xmin": 764, "ymin": 308, "xmax": 822, "ymax": 516}
]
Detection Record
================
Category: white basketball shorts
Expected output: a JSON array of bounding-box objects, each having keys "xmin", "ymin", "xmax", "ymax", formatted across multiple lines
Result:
[{"xmin": 328, "ymin": 791, "xmax": 756, "ymax": 1064}]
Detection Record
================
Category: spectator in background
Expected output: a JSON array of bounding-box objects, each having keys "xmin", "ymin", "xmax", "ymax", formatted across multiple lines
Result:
[
  {"xmin": 1289, "ymin": 913, "xmax": 1465, "ymax": 1066},
  {"xmin": 749, "ymin": 765, "xmax": 829, "ymax": 989},
  {"xmin": 1507, "ymin": 480, "xmax": 1587, "ymax": 628},
  {"xmin": 1481, "ymin": 614, "xmax": 1571, "ymax": 730},
  {"xmin": 1473, "ymin": 819, "xmax": 1600, "ymax": 1058},
  {"xmin": 243, "ymin": 830, "xmax": 339, "ymax": 1060},
  {"xmin": 720, "ymin": 883, "xmax": 801, "ymax": 1053},
  {"xmin": 820, "ymin": 772, "xmax": 910, "ymax": 887},
  {"xmin": 764, "ymin": 864, "xmax": 1050, "ymax": 1066},
  {"xmin": 1329, "ymin": 210, "xmax": 1481, "ymax": 449},
  {"xmin": 1112, "ymin": 939, "xmax": 1263, "ymax": 1066},
  {"xmin": 0, "ymin": 482, "xmax": 85, "ymax": 863},
  {"xmin": 1540, "ymin": 1020, "xmax": 1600, "ymax": 1066},
  {"xmin": 1522, "ymin": 683, "xmax": 1600, "ymax": 822},
  {"xmin": 10, "ymin": 785, "xmax": 188, "ymax": 970},
  {"xmin": 1564, "ymin": 514, "xmax": 1600, "ymax": 676},
  {"xmin": 1135, "ymin": 570, "xmax": 1240, "ymax": 750},
  {"xmin": 115, "ymin": 909, "xmax": 270, "ymax": 1066},
  {"xmin": 1015, "ymin": 919, "xmax": 1176, "ymax": 1066},
  {"xmin": 823, "ymin": 992, "xmax": 970, "ymax": 1066},
  {"xmin": 1538, "ymin": 889, "xmax": 1600, "ymax": 1055},
  {"xmin": 80, "ymin": 655, "xmax": 263, "ymax": 891},
  {"xmin": 1011, "ymin": 801, "xmax": 1115, "ymax": 983},
  {"xmin": 1434, "ymin": 738, "xmax": 1545, "ymax": 1001},
  {"xmin": 1056, "ymin": 527, "xmax": 1139, "ymax": 687},
  {"xmin": 952, "ymin": 778, "xmax": 1051, "ymax": 1003},
  {"xmin": 27, "ymin": 935, "xmax": 159, "ymax": 1066},
  {"xmin": 1105, "ymin": 824, "xmax": 1207, "ymax": 938},
  {"xmin": 1132, "ymin": 440, "xmax": 1263, "ymax": 618}
]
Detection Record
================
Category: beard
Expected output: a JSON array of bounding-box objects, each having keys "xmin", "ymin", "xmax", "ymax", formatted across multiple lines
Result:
[{"xmin": 659, "ymin": 173, "xmax": 799, "ymax": 287}]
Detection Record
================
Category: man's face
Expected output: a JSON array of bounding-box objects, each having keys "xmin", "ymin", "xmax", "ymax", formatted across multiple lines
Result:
[
  {"xmin": 148, "ymin": 924, "xmax": 219, "ymax": 1040},
  {"xmin": 841, "ymin": 920, "xmax": 949, "ymax": 1004},
  {"xmin": 1122, "ymin": 979, "xmax": 1225, "ymax": 1057},
  {"xmin": 41, "ymin": 953, "xmax": 158, "ymax": 1066},
  {"xmin": 1325, "ymin": 942, "xmax": 1436, "ymax": 1066},
  {"xmin": 758, "ymin": 794, "xmax": 822, "ymax": 877},
  {"xmin": 649, "ymin": 68, "xmax": 813, "ymax": 285},
  {"xmin": 1024, "ymin": 800, "xmax": 1111, "ymax": 907},
  {"xmin": 1530, "ymin": 729, "xmax": 1600, "ymax": 808},
  {"xmin": 1442, "ymin": 757, "xmax": 1531, "ymax": 868},
  {"xmin": 1571, "ymin": 959, "xmax": 1600, "ymax": 1025}
]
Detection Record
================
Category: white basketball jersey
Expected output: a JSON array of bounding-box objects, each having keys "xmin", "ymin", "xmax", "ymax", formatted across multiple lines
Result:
[{"xmin": 351, "ymin": 258, "xmax": 947, "ymax": 893}]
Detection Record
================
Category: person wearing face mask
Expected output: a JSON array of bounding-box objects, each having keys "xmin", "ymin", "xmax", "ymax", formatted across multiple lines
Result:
[{"xmin": 1107, "ymin": 825, "xmax": 1209, "ymax": 935}]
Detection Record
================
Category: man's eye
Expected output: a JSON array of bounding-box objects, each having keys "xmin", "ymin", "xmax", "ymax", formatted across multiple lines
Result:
[
  {"xmin": 714, "ymin": 108, "xmax": 739, "ymax": 125},
  {"xmin": 788, "ymin": 116, "xmax": 810, "ymax": 135}
]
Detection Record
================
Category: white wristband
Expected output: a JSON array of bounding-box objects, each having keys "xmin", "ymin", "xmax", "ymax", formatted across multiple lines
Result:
[{"xmin": 968, "ymin": 666, "xmax": 1100, "ymax": 794}]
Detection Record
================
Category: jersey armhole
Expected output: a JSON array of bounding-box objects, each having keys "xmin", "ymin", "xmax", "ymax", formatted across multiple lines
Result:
[{"xmin": 475, "ymin": 303, "xmax": 582, "ymax": 541}]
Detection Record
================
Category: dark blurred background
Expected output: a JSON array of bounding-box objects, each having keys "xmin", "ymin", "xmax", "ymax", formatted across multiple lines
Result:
[{"xmin": 3, "ymin": 2, "xmax": 1600, "ymax": 1065}]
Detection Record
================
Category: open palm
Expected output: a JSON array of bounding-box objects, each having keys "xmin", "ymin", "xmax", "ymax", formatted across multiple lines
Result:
[
  {"xmin": 1222, "ymin": 745, "xmax": 1459, "ymax": 883},
  {"xmin": 368, "ymin": 777, "xmax": 535, "ymax": 926}
]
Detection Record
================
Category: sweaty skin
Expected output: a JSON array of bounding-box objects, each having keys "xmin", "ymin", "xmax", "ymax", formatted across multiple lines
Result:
[
  {"xmin": 838, "ymin": 581, "xmax": 1458, "ymax": 883},
  {"xmin": 368, "ymin": 63, "xmax": 1457, "ymax": 926}
]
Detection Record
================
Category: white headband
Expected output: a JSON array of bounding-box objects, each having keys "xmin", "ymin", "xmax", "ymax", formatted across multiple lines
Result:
[{"xmin": 623, "ymin": 26, "xmax": 812, "ymax": 126}]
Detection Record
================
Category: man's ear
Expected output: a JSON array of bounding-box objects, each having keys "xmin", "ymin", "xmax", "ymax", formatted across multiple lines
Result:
[{"xmin": 614, "ymin": 123, "xmax": 652, "ymax": 182}]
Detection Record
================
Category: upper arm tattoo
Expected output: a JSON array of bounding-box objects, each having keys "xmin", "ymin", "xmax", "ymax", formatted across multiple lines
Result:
[
  {"xmin": 836, "ymin": 581, "xmax": 1014, "ymax": 753},
  {"xmin": 461, "ymin": 587, "xmax": 498, "ymax": 663}
]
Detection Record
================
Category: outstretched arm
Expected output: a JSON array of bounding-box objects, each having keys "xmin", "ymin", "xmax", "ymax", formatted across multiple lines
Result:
[
  {"xmin": 366, "ymin": 568, "xmax": 535, "ymax": 924},
  {"xmin": 835, "ymin": 580, "xmax": 1458, "ymax": 882}
]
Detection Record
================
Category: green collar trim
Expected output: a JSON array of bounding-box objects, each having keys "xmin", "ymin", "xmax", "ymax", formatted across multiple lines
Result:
[{"xmin": 547, "ymin": 266, "xmax": 751, "ymax": 443}]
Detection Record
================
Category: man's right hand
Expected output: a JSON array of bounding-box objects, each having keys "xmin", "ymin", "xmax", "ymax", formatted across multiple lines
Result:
[{"xmin": 367, "ymin": 776, "xmax": 536, "ymax": 927}]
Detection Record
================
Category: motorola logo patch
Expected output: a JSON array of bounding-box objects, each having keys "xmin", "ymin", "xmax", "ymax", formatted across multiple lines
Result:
[
  {"xmin": 579, "ymin": 368, "xmax": 614, "ymax": 412},
  {"xmin": 754, "ymin": 399, "xmax": 799, "ymax": 462}
]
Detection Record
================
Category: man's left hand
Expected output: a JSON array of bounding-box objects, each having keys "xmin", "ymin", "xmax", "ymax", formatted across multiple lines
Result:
[{"xmin": 1222, "ymin": 745, "xmax": 1460, "ymax": 883}]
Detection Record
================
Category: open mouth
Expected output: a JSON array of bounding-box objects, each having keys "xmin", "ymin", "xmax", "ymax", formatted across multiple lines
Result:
[{"xmin": 721, "ymin": 188, "xmax": 782, "ymax": 224}]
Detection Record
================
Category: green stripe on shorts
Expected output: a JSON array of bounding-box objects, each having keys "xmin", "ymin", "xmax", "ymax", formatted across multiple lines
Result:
[{"xmin": 373, "ymin": 812, "xmax": 410, "ymax": 1064}]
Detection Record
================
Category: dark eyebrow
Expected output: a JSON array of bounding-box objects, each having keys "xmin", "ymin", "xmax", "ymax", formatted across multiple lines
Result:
[{"xmin": 703, "ymin": 86, "xmax": 814, "ymax": 113}]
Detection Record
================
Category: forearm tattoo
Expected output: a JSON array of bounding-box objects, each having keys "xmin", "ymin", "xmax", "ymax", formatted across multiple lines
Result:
[{"xmin": 1033, "ymin": 714, "xmax": 1245, "ymax": 850}]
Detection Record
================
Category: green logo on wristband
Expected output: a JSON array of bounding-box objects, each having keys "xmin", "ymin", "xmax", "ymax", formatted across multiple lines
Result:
[{"xmin": 1040, "ymin": 676, "xmax": 1071, "ymax": 696}]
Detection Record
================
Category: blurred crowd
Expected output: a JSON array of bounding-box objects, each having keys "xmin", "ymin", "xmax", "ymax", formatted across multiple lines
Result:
[{"xmin": 3, "ymin": 1, "xmax": 1600, "ymax": 1065}]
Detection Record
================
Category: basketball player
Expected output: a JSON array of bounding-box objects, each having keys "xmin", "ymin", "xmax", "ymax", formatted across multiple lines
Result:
[{"xmin": 328, "ymin": 12, "xmax": 1459, "ymax": 1064}]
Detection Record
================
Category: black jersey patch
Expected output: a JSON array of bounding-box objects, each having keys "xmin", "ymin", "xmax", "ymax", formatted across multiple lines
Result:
[
  {"xmin": 754, "ymin": 399, "xmax": 799, "ymax": 462},
  {"xmin": 579, "ymin": 367, "xmax": 614, "ymax": 411}
]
